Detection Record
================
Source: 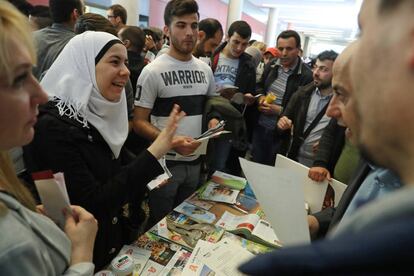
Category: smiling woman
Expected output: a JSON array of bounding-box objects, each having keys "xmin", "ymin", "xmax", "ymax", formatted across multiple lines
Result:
[{"xmin": 23, "ymin": 31, "xmax": 185, "ymax": 270}]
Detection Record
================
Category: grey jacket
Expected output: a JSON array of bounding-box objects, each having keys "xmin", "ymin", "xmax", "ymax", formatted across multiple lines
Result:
[{"xmin": 0, "ymin": 192, "xmax": 94, "ymax": 275}]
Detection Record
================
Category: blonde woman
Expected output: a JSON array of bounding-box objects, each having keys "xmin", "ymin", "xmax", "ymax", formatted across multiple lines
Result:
[{"xmin": 0, "ymin": 2, "xmax": 97, "ymax": 275}]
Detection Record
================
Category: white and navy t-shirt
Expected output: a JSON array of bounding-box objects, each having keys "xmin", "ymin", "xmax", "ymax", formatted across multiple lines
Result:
[
  {"xmin": 135, "ymin": 53, "xmax": 216, "ymax": 161},
  {"xmin": 214, "ymin": 53, "xmax": 239, "ymax": 89}
]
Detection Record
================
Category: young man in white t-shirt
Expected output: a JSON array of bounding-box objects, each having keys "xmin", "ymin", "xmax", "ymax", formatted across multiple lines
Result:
[{"xmin": 133, "ymin": 0, "xmax": 218, "ymax": 226}]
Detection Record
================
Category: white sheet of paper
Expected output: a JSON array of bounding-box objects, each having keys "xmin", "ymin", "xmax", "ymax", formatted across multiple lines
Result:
[
  {"xmin": 201, "ymin": 239, "xmax": 254, "ymax": 276},
  {"xmin": 240, "ymin": 158, "xmax": 310, "ymax": 246},
  {"xmin": 34, "ymin": 174, "xmax": 71, "ymax": 229},
  {"xmin": 275, "ymin": 154, "xmax": 328, "ymax": 213}
]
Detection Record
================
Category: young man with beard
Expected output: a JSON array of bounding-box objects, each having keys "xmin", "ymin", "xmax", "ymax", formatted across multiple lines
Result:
[
  {"xmin": 277, "ymin": 50, "xmax": 338, "ymax": 167},
  {"xmin": 193, "ymin": 18, "xmax": 223, "ymax": 59},
  {"xmin": 133, "ymin": 0, "xmax": 217, "ymax": 226}
]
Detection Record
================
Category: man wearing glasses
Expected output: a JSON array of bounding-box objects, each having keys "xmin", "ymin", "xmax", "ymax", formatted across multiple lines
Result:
[{"xmin": 107, "ymin": 4, "xmax": 126, "ymax": 32}]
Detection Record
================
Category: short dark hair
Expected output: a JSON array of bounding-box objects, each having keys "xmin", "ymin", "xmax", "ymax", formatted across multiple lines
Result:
[
  {"xmin": 74, "ymin": 13, "xmax": 117, "ymax": 36},
  {"xmin": 49, "ymin": 0, "xmax": 83, "ymax": 23},
  {"xmin": 119, "ymin": 26, "xmax": 146, "ymax": 53},
  {"xmin": 164, "ymin": 0, "xmax": 199, "ymax": 27},
  {"xmin": 7, "ymin": 0, "xmax": 33, "ymax": 16},
  {"xmin": 199, "ymin": 18, "xmax": 223, "ymax": 40},
  {"xmin": 109, "ymin": 4, "xmax": 127, "ymax": 24},
  {"xmin": 277, "ymin": 30, "xmax": 301, "ymax": 49},
  {"xmin": 30, "ymin": 5, "xmax": 50, "ymax": 17},
  {"xmin": 316, "ymin": 50, "xmax": 338, "ymax": 62},
  {"xmin": 227, "ymin": 20, "xmax": 251, "ymax": 39}
]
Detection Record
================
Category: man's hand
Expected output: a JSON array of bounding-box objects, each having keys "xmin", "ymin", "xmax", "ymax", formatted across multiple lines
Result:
[
  {"xmin": 243, "ymin": 93, "xmax": 256, "ymax": 105},
  {"xmin": 277, "ymin": 116, "xmax": 292, "ymax": 130},
  {"xmin": 258, "ymin": 101, "xmax": 281, "ymax": 115},
  {"xmin": 308, "ymin": 166, "xmax": 331, "ymax": 182},
  {"xmin": 172, "ymin": 136, "xmax": 201, "ymax": 156},
  {"xmin": 208, "ymin": 118, "xmax": 220, "ymax": 129}
]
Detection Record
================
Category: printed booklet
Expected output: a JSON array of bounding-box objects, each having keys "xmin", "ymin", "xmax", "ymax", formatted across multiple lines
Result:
[{"xmin": 215, "ymin": 211, "xmax": 282, "ymax": 248}]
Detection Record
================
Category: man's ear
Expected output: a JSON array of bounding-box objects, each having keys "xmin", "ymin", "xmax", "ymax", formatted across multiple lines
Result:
[
  {"xmin": 123, "ymin": 39, "xmax": 131, "ymax": 49},
  {"xmin": 163, "ymin": 25, "xmax": 170, "ymax": 38},
  {"xmin": 198, "ymin": 30, "xmax": 206, "ymax": 41},
  {"xmin": 71, "ymin": 9, "xmax": 80, "ymax": 22}
]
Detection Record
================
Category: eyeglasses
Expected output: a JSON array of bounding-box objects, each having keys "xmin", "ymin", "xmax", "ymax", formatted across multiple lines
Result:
[{"xmin": 107, "ymin": 15, "xmax": 115, "ymax": 19}]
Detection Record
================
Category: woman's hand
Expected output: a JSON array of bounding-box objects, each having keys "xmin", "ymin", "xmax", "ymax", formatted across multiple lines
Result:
[
  {"xmin": 64, "ymin": 206, "xmax": 98, "ymax": 265},
  {"xmin": 147, "ymin": 104, "xmax": 186, "ymax": 159}
]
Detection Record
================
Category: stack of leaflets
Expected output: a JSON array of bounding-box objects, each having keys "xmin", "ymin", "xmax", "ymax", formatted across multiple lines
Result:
[
  {"xmin": 150, "ymin": 211, "xmax": 224, "ymax": 250},
  {"xmin": 198, "ymin": 182, "xmax": 240, "ymax": 204},
  {"xmin": 182, "ymin": 238, "xmax": 254, "ymax": 276},
  {"xmin": 215, "ymin": 211, "xmax": 282, "ymax": 248},
  {"xmin": 195, "ymin": 120, "xmax": 230, "ymax": 141},
  {"xmin": 132, "ymin": 232, "xmax": 191, "ymax": 276}
]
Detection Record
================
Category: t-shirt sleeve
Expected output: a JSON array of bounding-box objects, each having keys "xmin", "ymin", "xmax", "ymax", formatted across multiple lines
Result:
[
  {"xmin": 134, "ymin": 66, "xmax": 157, "ymax": 109},
  {"xmin": 206, "ymin": 66, "xmax": 217, "ymax": 97}
]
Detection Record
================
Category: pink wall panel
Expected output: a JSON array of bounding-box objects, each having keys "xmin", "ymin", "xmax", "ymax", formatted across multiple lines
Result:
[{"xmin": 149, "ymin": 0, "xmax": 266, "ymax": 39}]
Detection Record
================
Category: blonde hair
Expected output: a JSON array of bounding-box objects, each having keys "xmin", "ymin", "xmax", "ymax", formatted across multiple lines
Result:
[
  {"xmin": 0, "ymin": 1, "xmax": 36, "ymax": 85},
  {"xmin": 251, "ymin": 41, "xmax": 267, "ymax": 53},
  {"xmin": 0, "ymin": 2, "xmax": 37, "ymax": 213},
  {"xmin": 0, "ymin": 152, "xmax": 36, "ymax": 213}
]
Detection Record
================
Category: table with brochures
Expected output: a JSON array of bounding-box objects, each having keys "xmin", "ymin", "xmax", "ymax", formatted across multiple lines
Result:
[{"xmin": 99, "ymin": 170, "xmax": 279, "ymax": 276}]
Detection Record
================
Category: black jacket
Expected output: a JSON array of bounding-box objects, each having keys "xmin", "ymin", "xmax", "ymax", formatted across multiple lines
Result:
[
  {"xmin": 257, "ymin": 57, "xmax": 313, "ymax": 108},
  {"xmin": 24, "ymin": 102, "xmax": 163, "ymax": 270},
  {"xmin": 312, "ymin": 118, "xmax": 346, "ymax": 175},
  {"xmin": 278, "ymin": 82, "xmax": 331, "ymax": 161},
  {"xmin": 313, "ymin": 160, "xmax": 371, "ymax": 238}
]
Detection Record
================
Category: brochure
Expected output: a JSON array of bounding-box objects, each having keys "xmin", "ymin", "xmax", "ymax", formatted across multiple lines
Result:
[
  {"xmin": 198, "ymin": 182, "xmax": 240, "ymax": 204},
  {"xmin": 216, "ymin": 211, "xmax": 282, "ymax": 248},
  {"xmin": 210, "ymin": 170, "xmax": 247, "ymax": 190},
  {"xmin": 186, "ymin": 194, "xmax": 214, "ymax": 210},
  {"xmin": 232, "ymin": 193, "xmax": 259, "ymax": 214},
  {"xmin": 174, "ymin": 202, "xmax": 216, "ymax": 223}
]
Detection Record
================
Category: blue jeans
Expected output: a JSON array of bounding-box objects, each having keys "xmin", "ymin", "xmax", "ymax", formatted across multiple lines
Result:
[
  {"xmin": 208, "ymin": 137, "xmax": 232, "ymax": 175},
  {"xmin": 251, "ymin": 125, "xmax": 280, "ymax": 165}
]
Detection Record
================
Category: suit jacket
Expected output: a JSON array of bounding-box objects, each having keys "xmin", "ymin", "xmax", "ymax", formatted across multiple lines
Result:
[
  {"xmin": 239, "ymin": 218, "xmax": 414, "ymax": 275},
  {"xmin": 313, "ymin": 160, "xmax": 371, "ymax": 237}
]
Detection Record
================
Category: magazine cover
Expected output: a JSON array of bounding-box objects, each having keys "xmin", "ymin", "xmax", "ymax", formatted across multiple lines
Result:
[{"xmin": 198, "ymin": 182, "xmax": 239, "ymax": 204}]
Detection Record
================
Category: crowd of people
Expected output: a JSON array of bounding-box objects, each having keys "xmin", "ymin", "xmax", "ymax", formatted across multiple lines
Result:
[{"xmin": 1, "ymin": 0, "xmax": 413, "ymax": 274}]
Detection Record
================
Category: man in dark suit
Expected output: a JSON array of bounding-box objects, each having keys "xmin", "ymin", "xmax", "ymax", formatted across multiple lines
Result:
[{"xmin": 240, "ymin": 1, "xmax": 414, "ymax": 274}]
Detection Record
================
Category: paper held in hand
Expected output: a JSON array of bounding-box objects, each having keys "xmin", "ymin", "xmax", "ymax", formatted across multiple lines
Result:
[
  {"xmin": 147, "ymin": 157, "xmax": 172, "ymax": 191},
  {"xmin": 32, "ymin": 170, "xmax": 71, "ymax": 229},
  {"xmin": 175, "ymin": 121, "xmax": 231, "ymax": 159}
]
